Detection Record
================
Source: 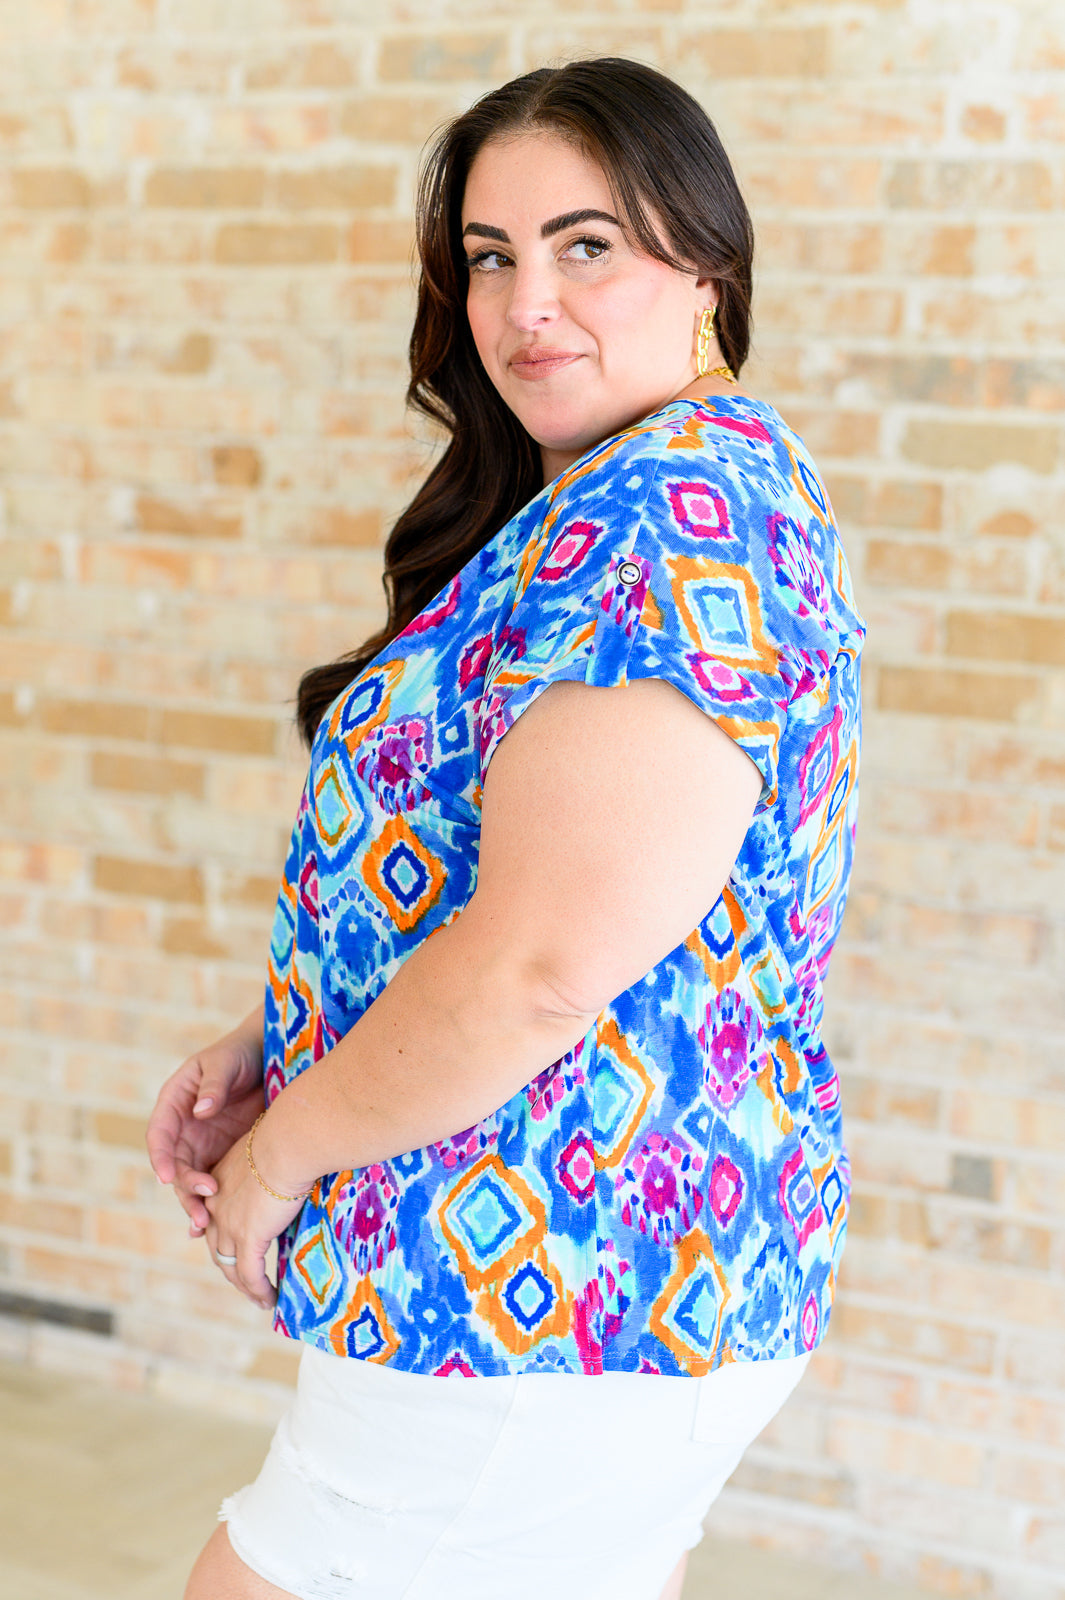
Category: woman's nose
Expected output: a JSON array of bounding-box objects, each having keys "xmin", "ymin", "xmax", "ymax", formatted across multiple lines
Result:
[{"xmin": 504, "ymin": 262, "xmax": 560, "ymax": 332}]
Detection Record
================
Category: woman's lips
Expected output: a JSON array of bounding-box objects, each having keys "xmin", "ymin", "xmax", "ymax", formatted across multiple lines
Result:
[{"xmin": 509, "ymin": 350, "xmax": 583, "ymax": 380}]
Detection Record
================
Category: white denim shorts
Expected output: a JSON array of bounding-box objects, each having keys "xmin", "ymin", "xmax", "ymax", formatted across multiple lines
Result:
[{"xmin": 220, "ymin": 1342, "xmax": 811, "ymax": 1600}]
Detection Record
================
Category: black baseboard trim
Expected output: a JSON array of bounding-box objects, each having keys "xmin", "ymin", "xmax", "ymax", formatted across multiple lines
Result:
[{"xmin": 0, "ymin": 1290, "xmax": 114, "ymax": 1338}]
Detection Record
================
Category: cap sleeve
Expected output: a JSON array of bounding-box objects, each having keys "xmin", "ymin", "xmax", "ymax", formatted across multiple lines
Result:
[
  {"xmin": 476, "ymin": 465, "xmax": 657, "ymax": 783},
  {"xmin": 622, "ymin": 454, "xmax": 841, "ymax": 812},
  {"xmin": 476, "ymin": 435, "xmax": 842, "ymax": 810}
]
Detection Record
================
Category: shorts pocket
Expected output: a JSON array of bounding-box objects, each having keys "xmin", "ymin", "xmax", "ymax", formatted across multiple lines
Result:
[{"xmin": 689, "ymin": 1353, "xmax": 811, "ymax": 1446}]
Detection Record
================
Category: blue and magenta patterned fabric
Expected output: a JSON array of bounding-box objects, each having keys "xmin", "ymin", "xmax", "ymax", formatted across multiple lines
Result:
[{"xmin": 264, "ymin": 394, "xmax": 865, "ymax": 1376}]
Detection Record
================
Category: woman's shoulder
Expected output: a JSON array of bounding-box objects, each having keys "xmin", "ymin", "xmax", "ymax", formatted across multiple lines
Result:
[{"xmin": 549, "ymin": 392, "xmax": 817, "ymax": 504}]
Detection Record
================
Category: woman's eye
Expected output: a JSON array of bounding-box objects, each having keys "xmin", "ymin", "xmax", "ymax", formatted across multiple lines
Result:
[
  {"xmin": 466, "ymin": 250, "xmax": 511, "ymax": 273},
  {"xmin": 564, "ymin": 236, "xmax": 610, "ymax": 262}
]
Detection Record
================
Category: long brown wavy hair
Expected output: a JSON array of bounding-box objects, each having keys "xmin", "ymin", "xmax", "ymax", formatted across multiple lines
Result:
[{"xmin": 296, "ymin": 57, "xmax": 755, "ymax": 746}]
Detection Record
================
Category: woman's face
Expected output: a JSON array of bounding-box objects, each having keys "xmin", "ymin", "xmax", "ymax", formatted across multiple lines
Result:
[{"xmin": 461, "ymin": 131, "xmax": 718, "ymax": 483}]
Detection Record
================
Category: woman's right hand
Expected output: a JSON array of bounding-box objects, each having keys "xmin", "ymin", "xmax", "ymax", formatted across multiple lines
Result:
[{"xmin": 146, "ymin": 1004, "xmax": 266, "ymax": 1237}]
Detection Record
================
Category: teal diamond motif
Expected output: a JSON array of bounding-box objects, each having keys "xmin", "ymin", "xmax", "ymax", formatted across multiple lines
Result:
[
  {"xmin": 594, "ymin": 1060, "xmax": 638, "ymax": 1146},
  {"xmin": 689, "ymin": 581, "xmax": 750, "ymax": 652},
  {"xmin": 453, "ymin": 1174, "xmax": 526, "ymax": 1268}
]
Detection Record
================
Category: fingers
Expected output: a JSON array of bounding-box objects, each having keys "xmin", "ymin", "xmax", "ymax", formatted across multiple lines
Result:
[
  {"xmin": 193, "ymin": 1049, "xmax": 253, "ymax": 1117},
  {"xmin": 146, "ymin": 1058, "xmax": 203, "ymax": 1183},
  {"xmin": 205, "ymin": 1228, "xmax": 276, "ymax": 1312},
  {"xmin": 145, "ymin": 1102, "xmax": 180, "ymax": 1185},
  {"xmin": 238, "ymin": 1247, "xmax": 278, "ymax": 1311},
  {"xmin": 174, "ymin": 1167, "xmax": 218, "ymax": 1230},
  {"xmin": 192, "ymin": 1084, "xmax": 223, "ymax": 1116}
]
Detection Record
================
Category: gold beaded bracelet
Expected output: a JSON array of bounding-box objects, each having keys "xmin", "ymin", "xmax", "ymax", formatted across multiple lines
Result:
[{"xmin": 245, "ymin": 1111, "xmax": 313, "ymax": 1204}]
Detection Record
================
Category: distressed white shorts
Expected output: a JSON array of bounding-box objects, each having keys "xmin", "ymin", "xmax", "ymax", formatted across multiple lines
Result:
[{"xmin": 220, "ymin": 1341, "xmax": 811, "ymax": 1600}]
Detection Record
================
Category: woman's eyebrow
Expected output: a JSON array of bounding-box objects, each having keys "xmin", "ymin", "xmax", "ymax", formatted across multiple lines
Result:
[
  {"xmin": 540, "ymin": 208, "xmax": 621, "ymax": 237},
  {"xmin": 461, "ymin": 208, "xmax": 622, "ymax": 244}
]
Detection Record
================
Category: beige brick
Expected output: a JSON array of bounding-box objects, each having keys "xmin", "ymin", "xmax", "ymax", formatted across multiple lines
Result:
[
  {"xmin": 158, "ymin": 915, "xmax": 231, "ymax": 960},
  {"xmin": 345, "ymin": 218, "xmax": 415, "ymax": 264},
  {"xmin": 951, "ymin": 1090, "xmax": 1065, "ymax": 1152},
  {"xmin": 144, "ymin": 167, "xmax": 266, "ymax": 207},
  {"xmin": 865, "ymin": 477, "xmax": 945, "ymax": 531},
  {"xmin": 781, "ymin": 408, "xmax": 879, "ymax": 458},
  {"xmin": 158, "ymin": 709, "xmax": 277, "ymax": 757},
  {"xmin": 210, "ymin": 444, "xmax": 262, "ymax": 487},
  {"xmin": 377, "ymin": 31, "xmax": 508, "ymax": 83},
  {"xmin": 92, "ymin": 1207, "xmax": 188, "ymax": 1257},
  {"xmin": 302, "ymin": 506, "xmax": 383, "ymax": 547},
  {"xmin": 135, "ymin": 495, "xmax": 242, "ymax": 540},
  {"xmin": 962, "ymin": 104, "xmax": 1007, "ymax": 142},
  {"xmin": 246, "ymin": 1338, "xmax": 301, "ymax": 1386},
  {"xmin": 92, "ymin": 855, "xmax": 205, "ymax": 905},
  {"xmin": 338, "ymin": 93, "xmax": 458, "ymax": 145},
  {"xmin": 875, "ymin": 784, "xmax": 1039, "ymax": 847},
  {"xmin": 886, "ymin": 158, "xmax": 1056, "ymax": 211},
  {"xmin": 743, "ymin": 155, "xmax": 883, "ymax": 210},
  {"xmin": 90, "ymin": 751, "xmax": 204, "ymax": 798},
  {"xmin": 866, "ymin": 539, "xmax": 949, "ymax": 588},
  {"xmin": 92, "ymin": 1109, "xmax": 147, "ymax": 1149},
  {"xmin": 729, "ymin": 1456, "xmax": 856, "ymax": 1509},
  {"xmin": 23, "ymin": 1247, "xmax": 133, "ymax": 1305},
  {"xmin": 977, "ymin": 509, "xmax": 1037, "ymax": 539},
  {"xmin": 214, "ymin": 223, "xmax": 341, "ymax": 266},
  {"xmin": 901, "ymin": 419, "xmax": 1059, "ymax": 474},
  {"xmin": 994, "ymin": 1452, "xmax": 1065, "ymax": 1508},
  {"xmin": 319, "ymin": 390, "xmax": 407, "ymax": 437},
  {"xmin": 220, "ymin": 870, "xmax": 281, "ymax": 914},
  {"xmin": 1023, "ymin": 92, "xmax": 1065, "ymax": 142},
  {"xmin": 840, "ymin": 353, "xmax": 980, "ymax": 406},
  {"xmin": 0, "ymin": 1192, "xmax": 85, "ymax": 1238},
  {"xmin": 876, "ymin": 666, "xmax": 1041, "ymax": 722},
  {"xmin": 12, "ymin": 167, "xmax": 91, "ymax": 207},
  {"xmin": 945, "ymin": 610, "xmax": 1065, "ymax": 668},
  {"xmin": 983, "ymin": 358, "xmax": 1065, "ymax": 411},
  {"xmin": 831, "ymin": 1303, "xmax": 996, "ymax": 1375},
  {"xmin": 163, "ymin": 332, "xmax": 213, "ymax": 375},
  {"xmin": 245, "ymin": 41, "xmax": 359, "ymax": 91},
  {"xmin": 912, "ymin": 223, "xmax": 977, "ymax": 275},
  {"xmin": 80, "ymin": 542, "xmax": 193, "ymax": 590},
  {"xmin": 684, "ymin": 26, "xmax": 828, "ymax": 77},
  {"xmin": 847, "ymin": 1193, "xmax": 929, "ymax": 1244},
  {"xmin": 273, "ymin": 164, "xmax": 397, "ymax": 211},
  {"xmin": 828, "ymin": 1415, "xmax": 983, "ymax": 1488},
  {"xmin": 40, "ymin": 698, "xmax": 153, "ymax": 742},
  {"xmin": 210, "ymin": 102, "xmax": 332, "ymax": 154}
]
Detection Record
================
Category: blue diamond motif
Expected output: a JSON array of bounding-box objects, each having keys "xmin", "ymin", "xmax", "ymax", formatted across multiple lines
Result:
[
  {"xmin": 342, "ymin": 1305, "xmax": 388, "ymax": 1359},
  {"xmin": 671, "ymin": 1268, "xmax": 725, "ymax": 1356},
  {"xmin": 381, "ymin": 843, "xmax": 429, "ymax": 908},
  {"xmin": 503, "ymin": 1262, "xmax": 553, "ymax": 1331}
]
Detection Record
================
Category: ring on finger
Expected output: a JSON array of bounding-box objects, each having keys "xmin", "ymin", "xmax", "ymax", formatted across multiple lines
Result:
[{"xmin": 215, "ymin": 1250, "xmax": 238, "ymax": 1265}]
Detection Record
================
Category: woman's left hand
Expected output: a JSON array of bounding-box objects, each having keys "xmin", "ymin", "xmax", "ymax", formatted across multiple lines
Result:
[{"xmin": 203, "ymin": 1135, "xmax": 309, "ymax": 1311}]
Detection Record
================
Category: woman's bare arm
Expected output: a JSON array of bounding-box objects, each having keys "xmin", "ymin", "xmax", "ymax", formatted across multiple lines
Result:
[{"xmin": 250, "ymin": 675, "xmax": 762, "ymax": 1196}]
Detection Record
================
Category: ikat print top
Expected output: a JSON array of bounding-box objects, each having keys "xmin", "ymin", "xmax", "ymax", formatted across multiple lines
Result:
[{"xmin": 264, "ymin": 393, "xmax": 865, "ymax": 1376}]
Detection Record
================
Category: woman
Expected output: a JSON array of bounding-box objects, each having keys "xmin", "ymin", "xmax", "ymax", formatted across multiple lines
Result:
[{"xmin": 148, "ymin": 57, "xmax": 864, "ymax": 1600}]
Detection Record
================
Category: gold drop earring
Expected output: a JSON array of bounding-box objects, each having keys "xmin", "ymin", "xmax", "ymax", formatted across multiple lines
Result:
[{"xmin": 696, "ymin": 305, "xmax": 737, "ymax": 383}]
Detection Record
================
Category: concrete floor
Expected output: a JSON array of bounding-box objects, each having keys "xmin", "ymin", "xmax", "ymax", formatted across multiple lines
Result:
[{"xmin": 1, "ymin": 1359, "xmax": 929, "ymax": 1600}]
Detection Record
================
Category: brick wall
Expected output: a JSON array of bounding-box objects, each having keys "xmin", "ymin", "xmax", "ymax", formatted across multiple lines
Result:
[{"xmin": 1, "ymin": 3, "xmax": 1063, "ymax": 1594}]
